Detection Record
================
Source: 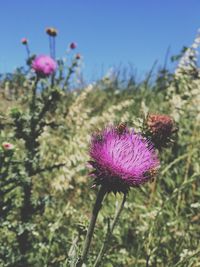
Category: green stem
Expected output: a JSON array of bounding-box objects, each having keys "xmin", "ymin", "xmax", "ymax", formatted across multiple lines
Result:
[
  {"xmin": 62, "ymin": 60, "xmax": 77, "ymax": 90},
  {"xmin": 77, "ymin": 186, "xmax": 107, "ymax": 267},
  {"xmin": 49, "ymin": 35, "xmax": 53, "ymax": 58},
  {"xmin": 30, "ymin": 77, "xmax": 39, "ymax": 114},
  {"xmin": 52, "ymin": 37, "xmax": 56, "ymax": 59},
  {"xmin": 17, "ymin": 77, "xmax": 39, "ymax": 264},
  {"xmin": 93, "ymin": 193, "xmax": 126, "ymax": 267},
  {"xmin": 25, "ymin": 44, "xmax": 30, "ymax": 59}
]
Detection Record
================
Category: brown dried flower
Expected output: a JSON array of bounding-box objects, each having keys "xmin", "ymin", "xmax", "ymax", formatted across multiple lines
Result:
[
  {"xmin": 145, "ymin": 114, "xmax": 178, "ymax": 149},
  {"xmin": 46, "ymin": 27, "xmax": 58, "ymax": 37}
]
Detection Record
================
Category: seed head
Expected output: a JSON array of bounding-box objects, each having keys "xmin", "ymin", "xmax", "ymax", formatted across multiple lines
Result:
[{"xmin": 146, "ymin": 114, "xmax": 178, "ymax": 150}]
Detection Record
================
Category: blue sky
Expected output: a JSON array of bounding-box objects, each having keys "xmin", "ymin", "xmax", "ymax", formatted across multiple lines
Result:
[{"xmin": 0, "ymin": 0, "xmax": 200, "ymax": 81}]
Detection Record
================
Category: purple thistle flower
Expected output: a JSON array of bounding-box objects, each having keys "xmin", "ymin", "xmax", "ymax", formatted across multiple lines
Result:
[
  {"xmin": 89, "ymin": 125, "xmax": 160, "ymax": 193},
  {"xmin": 32, "ymin": 55, "xmax": 57, "ymax": 77}
]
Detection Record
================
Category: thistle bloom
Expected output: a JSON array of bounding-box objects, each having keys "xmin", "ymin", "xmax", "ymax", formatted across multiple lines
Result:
[
  {"xmin": 2, "ymin": 142, "xmax": 14, "ymax": 151},
  {"xmin": 32, "ymin": 55, "xmax": 57, "ymax": 77},
  {"xmin": 89, "ymin": 126, "xmax": 159, "ymax": 193},
  {"xmin": 146, "ymin": 114, "xmax": 177, "ymax": 149}
]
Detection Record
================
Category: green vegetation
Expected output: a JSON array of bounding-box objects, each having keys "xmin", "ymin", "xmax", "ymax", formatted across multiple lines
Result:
[{"xmin": 0, "ymin": 31, "xmax": 200, "ymax": 267}]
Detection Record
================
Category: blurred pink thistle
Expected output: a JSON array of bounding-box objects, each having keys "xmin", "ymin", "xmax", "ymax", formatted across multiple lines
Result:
[
  {"xmin": 32, "ymin": 55, "xmax": 57, "ymax": 77},
  {"xmin": 46, "ymin": 27, "xmax": 58, "ymax": 37},
  {"xmin": 2, "ymin": 142, "xmax": 15, "ymax": 151}
]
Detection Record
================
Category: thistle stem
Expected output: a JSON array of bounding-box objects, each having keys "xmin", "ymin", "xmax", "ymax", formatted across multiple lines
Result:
[
  {"xmin": 17, "ymin": 76, "xmax": 39, "ymax": 265},
  {"xmin": 77, "ymin": 186, "xmax": 107, "ymax": 267},
  {"xmin": 30, "ymin": 77, "xmax": 39, "ymax": 113},
  {"xmin": 25, "ymin": 44, "xmax": 30, "ymax": 59},
  {"xmin": 49, "ymin": 35, "xmax": 53, "ymax": 58},
  {"xmin": 94, "ymin": 193, "xmax": 126, "ymax": 267},
  {"xmin": 52, "ymin": 37, "xmax": 56, "ymax": 59}
]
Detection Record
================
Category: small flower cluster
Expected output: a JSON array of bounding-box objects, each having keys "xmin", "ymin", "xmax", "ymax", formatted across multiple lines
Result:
[
  {"xmin": 20, "ymin": 27, "xmax": 81, "ymax": 78},
  {"xmin": 20, "ymin": 25, "xmax": 83, "ymax": 80}
]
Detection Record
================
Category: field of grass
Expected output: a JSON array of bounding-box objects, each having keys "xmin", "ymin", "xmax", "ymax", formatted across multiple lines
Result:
[{"xmin": 0, "ymin": 31, "xmax": 200, "ymax": 267}]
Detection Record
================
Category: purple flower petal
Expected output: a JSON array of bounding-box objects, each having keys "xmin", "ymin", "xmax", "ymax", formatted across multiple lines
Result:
[
  {"xmin": 89, "ymin": 126, "xmax": 160, "ymax": 193},
  {"xmin": 32, "ymin": 55, "xmax": 57, "ymax": 77}
]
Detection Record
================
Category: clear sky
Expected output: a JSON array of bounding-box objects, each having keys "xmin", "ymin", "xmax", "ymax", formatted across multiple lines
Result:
[{"xmin": 0, "ymin": 0, "xmax": 200, "ymax": 81}]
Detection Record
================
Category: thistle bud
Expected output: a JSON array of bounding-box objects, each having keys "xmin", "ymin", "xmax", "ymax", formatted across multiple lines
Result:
[
  {"xmin": 21, "ymin": 38, "xmax": 28, "ymax": 45},
  {"xmin": 70, "ymin": 42, "xmax": 77, "ymax": 49},
  {"xmin": 75, "ymin": 53, "xmax": 81, "ymax": 60},
  {"xmin": 46, "ymin": 27, "xmax": 58, "ymax": 37},
  {"xmin": 2, "ymin": 142, "xmax": 15, "ymax": 151}
]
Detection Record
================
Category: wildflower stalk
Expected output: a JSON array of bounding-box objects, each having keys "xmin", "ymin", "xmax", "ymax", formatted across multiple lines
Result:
[
  {"xmin": 94, "ymin": 193, "xmax": 126, "ymax": 267},
  {"xmin": 49, "ymin": 35, "xmax": 53, "ymax": 58},
  {"xmin": 25, "ymin": 44, "xmax": 30, "ymax": 59},
  {"xmin": 30, "ymin": 77, "xmax": 39, "ymax": 113},
  {"xmin": 52, "ymin": 37, "xmax": 56, "ymax": 59},
  {"xmin": 77, "ymin": 185, "xmax": 107, "ymax": 266},
  {"xmin": 62, "ymin": 59, "xmax": 78, "ymax": 90}
]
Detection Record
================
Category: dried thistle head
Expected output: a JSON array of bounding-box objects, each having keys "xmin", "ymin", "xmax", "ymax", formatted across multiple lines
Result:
[
  {"xmin": 2, "ymin": 142, "xmax": 15, "ymax": 151},
  {"xmin": 46, "ymin": 27, "xmax": 58, "ymax": 37},
  {"xmin": 145, "ymin": 114, "xmax": 178, "ymax": 150},
  {"xmin": 75, "ymin": 53, "xmax": 81, "ymax": 60}
]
